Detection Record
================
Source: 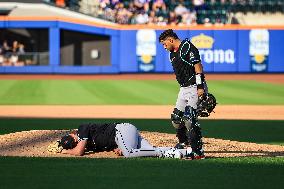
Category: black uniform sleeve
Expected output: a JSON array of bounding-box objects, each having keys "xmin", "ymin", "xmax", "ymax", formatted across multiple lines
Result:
[
  {"xmin": 77, "ymin": 124, "xmax": 90, "ymax": 141},
  {"xmin": 190, "ymin": 45, "xmax": 201, "ymax": 65},
  {"xmin": 180, "ymin": 40, "xmax": 201, "ymax": 65}
]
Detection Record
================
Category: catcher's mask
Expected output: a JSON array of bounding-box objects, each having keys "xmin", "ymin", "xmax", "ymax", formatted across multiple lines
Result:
[{"xmin": 60, "ymin": 135, "xmax": 76, "ymax": 149}]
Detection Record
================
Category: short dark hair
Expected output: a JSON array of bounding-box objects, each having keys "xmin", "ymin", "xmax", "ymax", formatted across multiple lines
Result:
[
  {"xmin": 60, "ymin": 135, "xmax": 76, "ymax": 149},
  {"xmin": 159, "ymin": 29, "xmax": 179, "ymax": 42}
]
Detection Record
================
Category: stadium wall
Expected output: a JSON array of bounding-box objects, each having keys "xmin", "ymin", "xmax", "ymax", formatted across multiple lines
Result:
[{"xmin": 0, "ymin": 18, "xmax": 283, "ymax": 74}]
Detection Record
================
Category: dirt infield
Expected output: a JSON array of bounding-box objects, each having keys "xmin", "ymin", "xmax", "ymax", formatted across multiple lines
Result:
[
  {"xmin": 0, "ymin": 74, "xmax": 283, "ymax": 84},
  {"xmin": 0, "ymin": 105, "xmax": 283, "ymax": 120},
  {"xmin": 0, "ymin": 130, "xmax": 283, "ymax": 159}
]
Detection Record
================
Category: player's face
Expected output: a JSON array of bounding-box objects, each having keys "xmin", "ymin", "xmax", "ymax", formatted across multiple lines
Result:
[{"xmin": 161, "ymin": 37, "xmax": 174, "ymax": 52}]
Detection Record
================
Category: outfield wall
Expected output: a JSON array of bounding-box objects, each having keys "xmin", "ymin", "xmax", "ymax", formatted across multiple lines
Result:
[{"xmin": 0, "ymin": 17, "xmax": 283, "ymax": 74}]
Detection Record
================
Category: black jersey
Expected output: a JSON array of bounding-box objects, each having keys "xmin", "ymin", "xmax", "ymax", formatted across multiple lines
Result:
[
  {"xmin": 77, "ymin": 123, "xmax": 117, "ymax": 152},
  {"xmin": 169, "ymin": 39, "xmax": 201, "ymax": 87}
]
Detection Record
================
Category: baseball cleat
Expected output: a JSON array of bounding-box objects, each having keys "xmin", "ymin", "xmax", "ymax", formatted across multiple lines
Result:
[
  {"xmin": 183, "ymin": 149, "xmax": 205, "ymax": 160},
  {"xmin": 163, "ymin": 148, "xmax": 183, "ymax": 159}
]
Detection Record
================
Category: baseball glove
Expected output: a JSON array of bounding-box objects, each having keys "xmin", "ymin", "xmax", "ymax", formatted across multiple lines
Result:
[
  {"xmin": 197, "ymin": 93, "xmax": 217, "ymax": 117},
  {"xmin": 47, "ymin": 140, "xmax": 63, "ymax": 154}
]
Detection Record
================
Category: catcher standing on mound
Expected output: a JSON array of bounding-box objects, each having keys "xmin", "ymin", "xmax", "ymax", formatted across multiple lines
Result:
[{"xmin": 159, "ymin": 29, "xmax": 216, "ymax": 160}]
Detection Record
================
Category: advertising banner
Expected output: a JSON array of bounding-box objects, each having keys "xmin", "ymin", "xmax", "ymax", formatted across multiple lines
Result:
[
  {"xmin": 249, "ymin": 29, "xmax": 269, "ymax": 72},
  {"xmin": 190, "ymin": 31, "xmax": 237, "ymax": 72},
  {"xmin": 136, "ymin": 29, "xmax": 156, "ymax": 72}
]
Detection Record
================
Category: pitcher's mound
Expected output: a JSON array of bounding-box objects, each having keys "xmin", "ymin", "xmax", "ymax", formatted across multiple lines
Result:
[{"xmin": 1, "ymin": 130, "xmax": 284, "ymax": 158}]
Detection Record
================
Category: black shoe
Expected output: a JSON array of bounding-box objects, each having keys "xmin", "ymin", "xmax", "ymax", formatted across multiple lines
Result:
[
  {"xmin": 174, "ymin": 142, "xmax": 189, "ymax": 149},
  {"xmin": 184, "ymin": 149, "xmax": 205, "ymax": 160}
]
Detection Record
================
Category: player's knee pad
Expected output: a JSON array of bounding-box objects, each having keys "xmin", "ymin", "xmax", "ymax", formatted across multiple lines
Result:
[
  {"xmin": 183, "ymin": 106, "xmax": 198, "ymax": 131},
  {"xmin": 172, "ymin": 121, "xmax": 181, "ymax": 129},
  {"xmin": 171, "ymin": 108, "xmax": 184, "ymax": 128},
  {"xmin": 184, "ymin": 106, "xmax": 197, "ymax": 120}
]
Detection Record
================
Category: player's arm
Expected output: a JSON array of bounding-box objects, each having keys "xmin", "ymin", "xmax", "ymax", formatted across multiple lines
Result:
[
  {"xmin": 194, "ymin": 62, "xmax": 203, "ymax": 73},
  {"xmin": 61, "ymin": 140, "xmax": 87, "ymax": 156},
  {"xmin": 194, "ymin": 62, "xmax": 205, "ymax": 97}
]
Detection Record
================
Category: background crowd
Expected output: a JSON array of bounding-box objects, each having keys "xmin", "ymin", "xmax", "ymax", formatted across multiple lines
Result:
[
  {"xmin": 0, "ymin": 40, "xmax": 30, "ymax": 66},
  {"xmin": 44, "ymin": 0, "xmax": 284, "ymax": 25}
]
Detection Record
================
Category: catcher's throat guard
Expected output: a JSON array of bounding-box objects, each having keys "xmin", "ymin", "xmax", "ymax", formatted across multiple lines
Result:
[{"xmin": 197, "ymin": 93, "xmax": 217, "ymax": 117}]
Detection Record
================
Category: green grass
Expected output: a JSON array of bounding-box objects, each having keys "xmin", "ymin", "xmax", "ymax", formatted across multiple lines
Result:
[
  {"xmin": 0, "ymin": 80, "xmax": 283, "ymax": 105},
  {"xmin": 209, "ymin": 80, "xmax": 284, "ymax": 105},
  {"xmin": 1, "ymin": 118, "xmax": 284, "ymax": 145},
  {"xmin": 0, "ymin": 156, "xmax": 283, "ymax": 189}
]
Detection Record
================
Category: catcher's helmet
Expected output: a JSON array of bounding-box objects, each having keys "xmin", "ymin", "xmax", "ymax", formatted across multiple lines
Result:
[{"xmin": 60, "ymin": 135, "xmax": 76, "ymax": 149}]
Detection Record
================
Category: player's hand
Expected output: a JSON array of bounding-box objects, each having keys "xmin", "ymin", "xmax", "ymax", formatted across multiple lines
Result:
[
  {"xmin": 61, "ymin": 149, "xmax": 67, "ymax": 154},
  {"xmin": 114, "ymin": 148, "xmax": 123, "ymax": 156},
  {"xmin": 197, "ymin": 88, "xmax": 205, "ymax": 97}
]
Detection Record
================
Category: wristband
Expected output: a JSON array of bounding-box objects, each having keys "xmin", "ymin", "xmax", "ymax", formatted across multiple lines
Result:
[{"xmin": 196, "ymin": 73, "xmax": 205, "ymax": 89}]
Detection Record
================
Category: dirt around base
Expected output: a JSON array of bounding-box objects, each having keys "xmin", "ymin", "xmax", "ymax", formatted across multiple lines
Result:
[
  {"xmin": 1, "ymin": 105, "xmax": 283, "ymax": 120},
  {"xmin": 0, "ymin": 74, "xmax": 283, "ymax": 84},
  {"xmin": 0, "ymin": 130, "xmax": 283, "ymax": 159}
]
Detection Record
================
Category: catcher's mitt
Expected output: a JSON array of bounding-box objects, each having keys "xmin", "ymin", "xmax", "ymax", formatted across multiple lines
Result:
[
  {"xmin": 197, "ymin": 93, "xmax": 217, "ymax": 117},
  {"xmin": 47, "ymin": 140, "xmax": 63, "ymax": 154}
]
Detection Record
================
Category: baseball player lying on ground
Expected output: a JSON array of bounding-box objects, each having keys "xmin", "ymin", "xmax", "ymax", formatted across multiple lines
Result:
[{"xmin": 49, "ymin": 122, "xmax": 200, "ymax": 160}]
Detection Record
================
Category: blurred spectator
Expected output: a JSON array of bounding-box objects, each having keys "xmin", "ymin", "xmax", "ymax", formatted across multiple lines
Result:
[
  {"xmin": 135, "ymin": 11, "xmax": 149, "ymax": 24},
  {"xmin": 203, "ymin": 17, "xmax": 213, "ymax": 26},
  {"xmin": 115, "ymin": 2, "xmax": 132, "ymax": 24},
  {"xmin": 179, "ymin": 10, "xmax": 197, "ymax": 25},
  {"xmin": 192, "ymin": 0, "xmax": 205, "ymax": 11},
  {"xmin": 174, "ymin": 3, "xmax": 189, "ymax": 17},
  {"xmin": 12, "ymin": 40, "xmax": 19, "ymax": 53},
  {"xmin": 10, "ymin": 53, "xmax": 18, "ymax": 66},
  {"xmin": 128, "ymin": 2, "xmax": 137, "ymax": 14},
  {"xmin": 2, "ymin": 40, "xmax": 10, "ymax": 55},
  {"xmin": 18, "ymin": 43, "xmax": 25, "ymax": 55},
  {"xmin": 104, "ymin": 7, "xmax": 116, "ymax": 22},
  {"xmin": 168, "ymin": 11, "xmax": 178, "ymax": 25},
  {"xmin": 49, "ymin": 0, "xmax": 235, "ymax": 25},
  {"xmin": 0, "ymin": 46, "xmax": 3, "ymax": 66},
  {"xmin": 152, "ymin": 0, "xmax": 167, "ymax": 13},
  {"xmin": 110, "ymin": 0, "xmax": 120, "ymax": 9},
  {"xmin": 17, "ymin": 43, "xmax": 26, "ymax": 66},
  {"xmin": 98, "ymin": 0, "xmax": 118, "ymax": 21},
  {"xmin": 156, "ymin": 16, "xmax": 167, "ymax": 26},
  {"xmin": 2, "ymin": 40, "xmax": 11, "ymax": 66},
  {"xmin": 100, "ymin": 0, "xmax": 112, "ymax": 9},
  {"xmin": 148, "ymin": 10, "xmax": 158, "ymax": 25},
  {"xmin": 0, "ymin": 40, "xmax": 27, "ymax": 67},
  {"xmin": 215, "ymin": 18, "xmax": 225, "ymax": 26},
  {"xmin": 133, "ymin": 0, "xmax": 150, "ymax": 13},
  {"xmin": 10, "ymin": 40, "xmax": 19, "ymax": 66}
]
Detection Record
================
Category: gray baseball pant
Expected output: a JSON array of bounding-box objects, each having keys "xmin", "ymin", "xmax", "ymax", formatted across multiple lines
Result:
[{"xmin": 115, "ymin": 123, "xmax": 188, "ymax": 158}]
